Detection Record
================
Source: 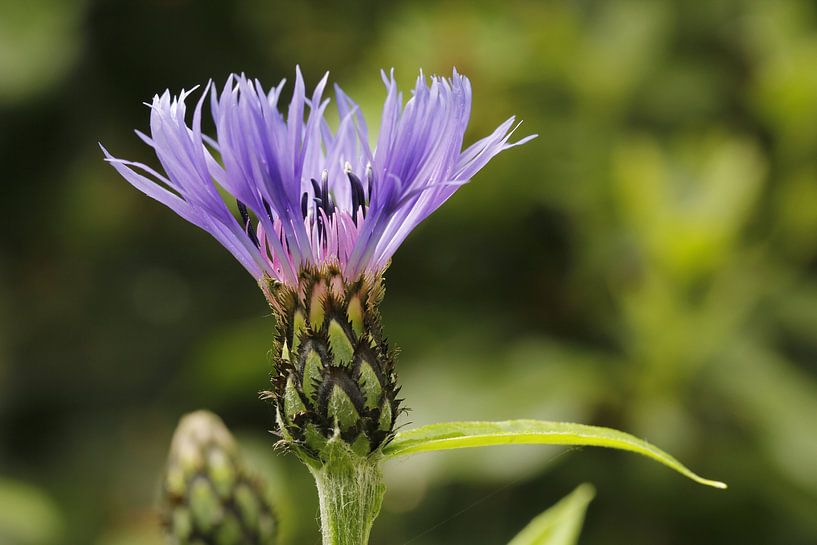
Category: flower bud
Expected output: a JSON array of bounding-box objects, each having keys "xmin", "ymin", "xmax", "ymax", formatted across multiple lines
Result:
[
  {"xmin": 266, "ymin": 267, "xmax": 401, "ymax": 462},
  {"xmin": 162, "ymin": 411, "xmax": 277, "ymax": 545}
]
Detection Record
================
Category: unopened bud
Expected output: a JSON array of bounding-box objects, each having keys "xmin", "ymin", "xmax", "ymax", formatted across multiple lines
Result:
[{"xmin": 162, "ymin": 411, "xmax": 277, "ymax": 545}]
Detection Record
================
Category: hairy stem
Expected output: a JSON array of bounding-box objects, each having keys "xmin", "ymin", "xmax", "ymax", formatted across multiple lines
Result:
[{"xmin": 308, "ymin": 441, "xmax": 386, "ymax": 545}]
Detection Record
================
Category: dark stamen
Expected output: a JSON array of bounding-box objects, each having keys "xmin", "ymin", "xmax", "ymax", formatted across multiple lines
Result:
[
  {"xmin": 262, "ymin": 199, "xmax": 274, "ymax": 223},
  {"xmin": 310, "ymin": 178, "xmax": 322, "ymax": 203},
  {"xmin": 347, "ymin": 171, "xmax": 366, "ymax": 223},
  {"xmin": 366, "ymin": 165, "xmax": 373, "ymax": 203},
  {"xmin": 236, "ymin": 199, "xmax": 260, "ymax": 248},
  {"xmin": 310, "ymin": 178, "xmax": 326, "ymax": 239},
  {"xmin": 301, "ymin": 192, "xmax": 309, "ymax": 218},
  {"xmin": 321, "ymin": 171, "xmax": 334, "ymax": 215}
]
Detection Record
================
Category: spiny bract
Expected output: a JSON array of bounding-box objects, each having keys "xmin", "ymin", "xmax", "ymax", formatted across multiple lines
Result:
[{"xmin": 265, "ymin": 266, "xmax": 400, "ymax": 461}]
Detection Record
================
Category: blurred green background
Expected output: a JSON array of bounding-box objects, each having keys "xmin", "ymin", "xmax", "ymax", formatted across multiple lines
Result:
[{"xmin": 2, "ymin": 0, "xmax": 817, "ymax": 544}]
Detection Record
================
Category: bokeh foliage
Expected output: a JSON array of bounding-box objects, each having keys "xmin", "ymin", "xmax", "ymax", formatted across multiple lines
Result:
[{"xmin": 2, "ymin": 0, "xmax": 817, "ymax": 544}]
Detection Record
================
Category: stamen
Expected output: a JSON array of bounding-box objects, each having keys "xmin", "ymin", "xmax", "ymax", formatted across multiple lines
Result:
[
  {"xmin": 310, "ymin": 178, "xmax": 323, "ymax": 207},
  {"xmin": 310, "ymin": 178, "xmax": 327, "ymax": 240},
  {"xmin": 365, "ymin": 162, "xmax": 373, "ymax": 201},
  {"xmin": 262, "ymin": 199, "xmax": 274, "ymax": 223},
  {"xmin": 236, "ymin": 199, "xmax": 260, "ymax": 248},
  {"xmin": 321, "ymin": 169, "xmax": 334, "ymax": 215},
  {"xmin": 347, "ymin": 171, "xmax": 365, "ymax": 223}
]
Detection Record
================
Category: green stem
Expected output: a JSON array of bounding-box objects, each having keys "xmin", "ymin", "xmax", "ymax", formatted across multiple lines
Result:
[{"xmin": 308, "ymin": 441, "xmax": 386, "ymax": 545}]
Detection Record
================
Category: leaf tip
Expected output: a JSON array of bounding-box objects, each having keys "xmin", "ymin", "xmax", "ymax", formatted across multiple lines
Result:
[
  {"xmin": 693, "ymin": 475, "xmax": 728, "ymax": 490},
  {"xmin": 573, "ymin": 482, "xmax": 597, "ymax": 501},
  {"xmin": 708, "ymin": 479, "xmax": 728, "ymax": 490}
]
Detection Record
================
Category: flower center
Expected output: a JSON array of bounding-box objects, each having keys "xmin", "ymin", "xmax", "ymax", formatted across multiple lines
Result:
[{"xmin": 236, "ymin": 162, "xmax": 373, "ymax": 253}]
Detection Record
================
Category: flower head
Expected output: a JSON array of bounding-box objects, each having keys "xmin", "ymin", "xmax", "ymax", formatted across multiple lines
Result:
[{"xmin": 103, "ymin": 68, "xmax": 534, "ymax": 287}]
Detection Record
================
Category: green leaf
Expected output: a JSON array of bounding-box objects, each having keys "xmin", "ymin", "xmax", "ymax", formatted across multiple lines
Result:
[
  {"xmin": 383, "ymin": 420, "xmax": 726, "ymax": 489},
  {"xmin": 507, "ymin": 483, "xmax": 595, "ymax": 545}
]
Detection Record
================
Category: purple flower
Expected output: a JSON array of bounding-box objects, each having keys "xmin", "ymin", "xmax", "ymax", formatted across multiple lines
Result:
[{"xmin": 103, "ymin": 68, "xmax": 535, "ymax": 287}]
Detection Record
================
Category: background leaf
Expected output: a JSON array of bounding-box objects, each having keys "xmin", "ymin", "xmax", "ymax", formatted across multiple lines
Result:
[
  {"xmin": 0, "ymin": 478, "xmax": 63, "ymax": 545},
  {"xmin": 507, "ymin": 483, "xmax": 595, "ymax": 545}
]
